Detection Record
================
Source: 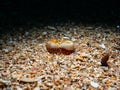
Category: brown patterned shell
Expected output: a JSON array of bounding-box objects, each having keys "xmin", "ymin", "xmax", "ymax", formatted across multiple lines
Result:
[
  {"xmin": 46, "ymin": 39, "xmax": 60, "ymax": 54},
  {"xmin": 46, "ymin": 39, "xmax": 75, "ymax": 55}
]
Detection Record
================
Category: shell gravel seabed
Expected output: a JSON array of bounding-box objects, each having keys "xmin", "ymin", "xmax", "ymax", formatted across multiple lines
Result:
[{"xmin": 0, "ymin": 25, "xmax": 120, "ymax": 89}]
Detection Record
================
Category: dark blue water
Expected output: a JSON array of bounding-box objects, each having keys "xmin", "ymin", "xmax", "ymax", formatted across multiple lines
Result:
[{"xmin": 0, "ymin": 0, "xmax": 120, "ymax": 32}]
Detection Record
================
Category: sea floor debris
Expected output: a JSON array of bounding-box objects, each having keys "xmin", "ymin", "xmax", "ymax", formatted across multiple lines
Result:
[{"xmin": 0, "ymin": 24, "xmax": 120, "ymax": 89}]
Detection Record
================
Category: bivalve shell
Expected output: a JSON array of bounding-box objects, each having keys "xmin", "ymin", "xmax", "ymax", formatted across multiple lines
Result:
[
  {"xmin": 46, "ymin": 39, "xmax": 60, "ymax": 54},
  {"xmin": 60, "ymin": 40, "xmax": 75, "ymax": 55},
  {"xmin": 46, "ymin": 39, "xmax": 75, "ymax": 55}
]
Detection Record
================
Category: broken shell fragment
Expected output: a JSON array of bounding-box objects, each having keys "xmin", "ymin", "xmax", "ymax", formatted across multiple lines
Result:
[
  {"xmin": 46, "ymin": 39, "xmax": 75, "ymax": 55},
  {"xmin": 0, "ymin": 79, "xmax": 10, "ymax": 87},
  {"xmin": 19, "ymin": 77, "xmax": 38, "ymax": 83}
]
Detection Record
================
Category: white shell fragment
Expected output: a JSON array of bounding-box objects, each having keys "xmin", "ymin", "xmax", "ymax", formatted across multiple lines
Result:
[
  {"xmin": 33, "ymin": 87, "xmax": 40, "ymax": 90},
  {"xmin": 0, "ymin": 79, "xmax": 11, "ymax": 85},
  {"xmin": 16, "ymin": 86, "xmax": 23, "ymax": 90},
  {"xmin": 2, "ymin": 48, "xmax": 9, "ymax": 53},
  {"xmin": 19, "ymin": 77, "xmax": 38, "ymax": 83},
  {"xmin": 90, "ymin": 81, "xmax": 99, "ymax": 88},
  {"xmin": 100, "ymin": 43, "xmax": 106, "ymax": 49},
  {"xmin": 42, "ymin": 31, "xmax": 47, "ymax": 35},
  {"xmin": 46, "ymin": 26, "xmax": 56, "ymax": 30}
]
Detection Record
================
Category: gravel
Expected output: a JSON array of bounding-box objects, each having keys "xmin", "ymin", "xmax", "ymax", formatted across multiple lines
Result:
[{"xmin": 0, "ymin": 24, "xmax": 120, "ymax": 89}]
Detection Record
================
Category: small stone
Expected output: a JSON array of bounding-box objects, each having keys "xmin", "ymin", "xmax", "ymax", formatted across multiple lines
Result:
[
  {"xmin": 6, "ymin": 87, "xmax": 11, "ymax": 90},
  {"xmin": 90, "ymin": 81, "xmax": 99, "ymax": 88},
  {"xmin": 63, "ymin": 37, "xmax": 69, "ymax": 39},
  {"xmin": 42, "ymin": 32, "xmax": 47, "ymax": 35},
  {"xmin": 76, "ymin": 55, "xmax": 84, "ymax": 61},
  {"xmin": 80, "ymin": 52, "xmax": 90, "ymax": 58},
  {"xmin": 18, "ymin": 36, "xmax": 22, "ymax": 40},
  {"xmin": 34, "ymin": 87, "xmax": 40, "ymax": 90},
  {"xmin": 16, "ymin": 86, "xmax": 23, "ymax": 90},
  {"xmin": 47, "ymin": 26, "xmax": 56, "ymax": 30},
  {"xmin": 19, "ymin": 77, "xmax": 38, "ymax": 83},
  {"xmin": 25, "ymin": 32, "xmax": 29, "ymax": 36},
  {"xmin": 85, "ymin": 26, "xmax": 94, "ymax": 30},
  {"xmin": 100, "ymin": 44, "xmax": 106, "ymax": 49},
  {"xmin": 116, "ymin": 25, "xmax": 120, "ymax": 29},
  {"xmin": 71, "ymin": 37, "xmax": 76, "ymax": 41},
  {"xmin": 2, "ymin": 49, "xmax": 9, "ymax": 53},
  {"xmin": 97, "ymin": 33, "xmax": 101, "ymax": 37},
  {"xmin": 108, "ymin": 87, "xmax": 117, "ymax": 90}
]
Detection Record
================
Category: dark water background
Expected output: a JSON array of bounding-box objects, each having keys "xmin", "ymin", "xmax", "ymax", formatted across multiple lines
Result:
[{"xmin": 0, "ymin": 0, "xmax": 120, "ymax": 33}]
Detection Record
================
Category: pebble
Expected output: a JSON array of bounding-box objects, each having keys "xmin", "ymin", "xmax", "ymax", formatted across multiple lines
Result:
[
  {"xmin": 25, "ymin": 32, "xmax": 29, "ymax": 36},
  {"xmin": 6, "ymin": 87, "xmax": 11, "ymax": 90},
  {"xmin": 18, "ymin": 36, "xmax": 22, "ymax": 40},
  {"xmin": 71, "ymin": 37, "xmax": 76, "ymax": 41},
  {"xmin": 7, "ymin": 40, "xmax": 13, "ymax": 44},
  {"xmin": 16, "ymin": 86, "xmax": 23, "ymax": 90},
  {"xmin": 102, "ymin": 77, "xmax": 109, "ymax": 83},
  {"xmin": 2, "ymin": 49, "xmax": 9, "ymax": 53},
  {"xmin": 0, "ymin": 25, "xmax": 120, "ymax": 89},
  {"xmin": 90, "ymin": 81, "xmax": 99, "ymax": 88},
  {"xmin": 47, "ymin": 26, "xmax": 56, "ymax": 30},
  {"xmin": 33, "ymin": 87, "xmax": 40, "ymax": 90},
  {"xmin": 100, "ymin": 44, "xmax": 106, "ymax": 49},
  {"xmin": 63, "ymin": 37, "xmax": 70, "ymax": 39},
  {"xmin": 66, "ymin": 31, "xmax": 70, "ymax": 34},
  {"xmin": 108, "ymin": 87, "xmax": 117, "ymax": 90},
  {"xmin": 97, "ymin": 33, "xmax": 101, "ymax": 37},
  {"xmin": 42, "ymin": 32, "xmax": 47, "ymax": 35},
  {"xmin": 116, "ymin": 25, "xmax": 120, "ymax": 29}
]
